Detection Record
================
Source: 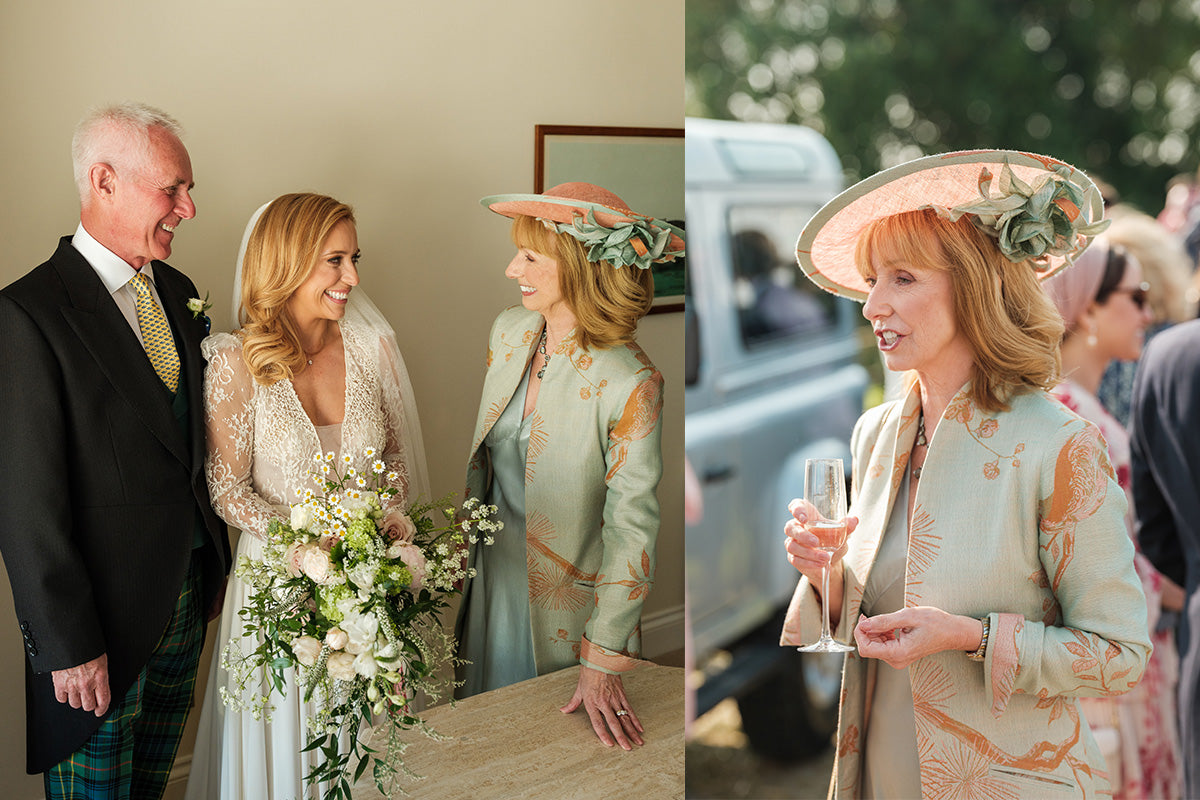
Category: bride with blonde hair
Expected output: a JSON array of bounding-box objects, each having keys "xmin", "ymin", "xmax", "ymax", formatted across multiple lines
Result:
[{"xmin": 186, "ymin": 193, "xmax": 428, "ymax": 799}]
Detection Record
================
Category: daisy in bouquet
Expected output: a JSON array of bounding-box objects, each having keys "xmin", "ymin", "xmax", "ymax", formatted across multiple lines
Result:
[{"xmin": 220, "ymin": 448, "xmax": 500, "ymax": 799}]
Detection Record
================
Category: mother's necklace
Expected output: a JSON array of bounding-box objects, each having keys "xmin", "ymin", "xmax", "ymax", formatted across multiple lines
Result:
[
  {"xmin": 537, "ymin": 328, "xmax": 552, "ymax": 379},
  {"xmin": 912, "ymin": 414, "xmax": 928, "ymax": 480}
]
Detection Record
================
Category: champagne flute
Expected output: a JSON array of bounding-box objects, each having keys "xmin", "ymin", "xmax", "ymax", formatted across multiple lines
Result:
[{"xmin": 798, "ymin": 458, "xmax": 854, "ymax": 653}]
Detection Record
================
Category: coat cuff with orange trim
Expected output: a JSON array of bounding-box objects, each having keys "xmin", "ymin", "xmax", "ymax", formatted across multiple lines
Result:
[
  {"xmin": 580, "ymin": 636, "xmax": 643, "ymax": 674},
  {"xmin": 987, "ymin": 612, "xmax": 1024, "ymax": 716}
]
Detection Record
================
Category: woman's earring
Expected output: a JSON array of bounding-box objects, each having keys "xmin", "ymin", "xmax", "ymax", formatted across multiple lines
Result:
[{"xmin": 1086, "ymin": 324, "xmax": 1098, "ymax": 348}]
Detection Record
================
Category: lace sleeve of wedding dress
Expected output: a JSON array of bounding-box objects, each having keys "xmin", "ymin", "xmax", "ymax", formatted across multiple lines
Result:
[{"xmin": 202, "ymin": 332, "xmax": 284, "ymax": 539}]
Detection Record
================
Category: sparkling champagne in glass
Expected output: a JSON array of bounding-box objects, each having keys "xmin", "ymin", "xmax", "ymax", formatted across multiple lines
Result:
[{"xmin": 798, "ymin": 458, "xmax": 854, "ymax": 653}]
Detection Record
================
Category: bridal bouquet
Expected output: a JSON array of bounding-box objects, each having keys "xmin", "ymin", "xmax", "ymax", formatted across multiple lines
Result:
[{"xmin": 220, "ymin": 448, "xmax": 501, "ymax": 799}]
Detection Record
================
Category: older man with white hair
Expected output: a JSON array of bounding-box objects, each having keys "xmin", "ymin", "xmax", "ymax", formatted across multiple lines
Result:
[{"xmin": 0, "ymin": 102, "xmax": 229, "ymax": 799}]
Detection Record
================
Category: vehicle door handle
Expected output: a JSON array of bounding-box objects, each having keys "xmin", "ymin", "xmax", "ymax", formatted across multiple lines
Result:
[{"xmin": 702, "ymin": 464, "xmax": 735, "ymax": 483}]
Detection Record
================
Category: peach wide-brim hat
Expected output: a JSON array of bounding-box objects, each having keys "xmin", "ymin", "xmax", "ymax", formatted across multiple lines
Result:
[
  {"xmin": 481, "ymin": 182, "xmax": 685, "ymax": 267},
  {"xmin": 795, "ymin": 150, "xmax": 1107, "ymax": 302}
]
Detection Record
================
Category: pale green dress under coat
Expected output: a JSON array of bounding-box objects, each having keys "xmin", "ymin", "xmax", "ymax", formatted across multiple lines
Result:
[
  {"xmin": 860, "ymin": 471, "xmax": 921, "ymax": 799},
  {"xmin": 458, "ymin": 367, "xmax": 538, "ymax": 696}
]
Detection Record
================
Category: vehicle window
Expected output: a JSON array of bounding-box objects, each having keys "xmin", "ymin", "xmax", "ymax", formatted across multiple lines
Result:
[
  {"xmin": 728, "ymin": 205, "xmax": 839, "ymax": 349},
  {"xmin": 718, "ymin": 139, "xmax": 815, "ymax": 179}
]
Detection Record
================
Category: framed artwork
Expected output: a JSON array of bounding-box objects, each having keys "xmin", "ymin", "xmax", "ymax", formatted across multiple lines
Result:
[{"xmin": 534, "ymin": 125, "xmax": 685, "ymax": 314}]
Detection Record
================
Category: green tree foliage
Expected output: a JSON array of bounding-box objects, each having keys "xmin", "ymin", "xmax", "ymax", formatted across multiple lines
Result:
[{"xmin": 687, "ymin": 0, "xmax": 1200, "ymax": 212}]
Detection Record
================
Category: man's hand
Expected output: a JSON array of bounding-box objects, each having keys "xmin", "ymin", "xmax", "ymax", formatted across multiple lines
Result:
[
  {"xmin": 207, "ymin": 577, "xmax": 229, "ymax": 623},
  {"xmin": 52, "ymin": 653, "xmax": 111, "ymax": 717}
]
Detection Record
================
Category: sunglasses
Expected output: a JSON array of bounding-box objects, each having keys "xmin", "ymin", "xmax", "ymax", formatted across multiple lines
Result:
[{"xmin": 1109, "ymin": 282, "xmax": 1150, "ymax": 310}]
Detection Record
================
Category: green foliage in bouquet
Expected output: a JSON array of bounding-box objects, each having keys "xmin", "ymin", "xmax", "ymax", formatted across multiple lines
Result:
[{"xmin": 219, "ymin": 448, "xmax": 500, "ymax": 799}]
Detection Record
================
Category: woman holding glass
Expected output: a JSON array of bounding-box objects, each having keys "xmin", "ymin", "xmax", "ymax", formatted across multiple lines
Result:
[{"xmin": 781, "ymin": 151, "xmax": 1152, "ymax": 798}]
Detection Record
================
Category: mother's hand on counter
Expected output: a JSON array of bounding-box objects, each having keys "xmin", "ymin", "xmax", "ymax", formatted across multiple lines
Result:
[{"xmin": 560, "ymin": 664, "xmax": 644, "ymax": 751}]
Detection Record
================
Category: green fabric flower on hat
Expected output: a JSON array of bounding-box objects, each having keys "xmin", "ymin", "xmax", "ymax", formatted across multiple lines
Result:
[
  {"xmin": 932, "ymin": 160, "xmax": 1110, "ymax": 269},
  {"xmin": 552, "ymin": 209, "xmax": 684, "ymax": 270}
]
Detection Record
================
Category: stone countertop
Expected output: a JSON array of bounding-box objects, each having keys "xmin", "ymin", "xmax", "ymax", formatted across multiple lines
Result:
[{"xmin": 354, "ymin": 662, "xmax": 684, "ymax": 799}]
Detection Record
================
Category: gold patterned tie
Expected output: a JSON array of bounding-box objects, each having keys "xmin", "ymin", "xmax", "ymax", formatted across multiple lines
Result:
[{"xmin": 130, "ymin": 272, "xmax": 180, "ymax": 392}]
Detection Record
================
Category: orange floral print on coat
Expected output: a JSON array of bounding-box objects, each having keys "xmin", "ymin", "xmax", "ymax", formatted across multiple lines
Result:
[
  {"xmin": 525, "ymin": 511, "xmax": 596, "ymax": 612},
  {"xmin": 606, "ymin": 371, "xmax": 664, "ymax": 481},
  {"xmin": 1039, "ymin": 427, "xmax": 1109, "ymax": 593}
]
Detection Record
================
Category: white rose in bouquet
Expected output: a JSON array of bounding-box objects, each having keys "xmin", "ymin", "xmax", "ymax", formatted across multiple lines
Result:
[
  {"xmin": 290, "ymin": 503, "xmax": 313, "ymax": 531},
  {"xmin": 324, "ymin": 627, "xmax": 349, "ymax": 651},
  {"xmin": 374, "ymin": 636, "xmax": 398, "ymax": 661},
  {"xmin": 346, "ymin": 561, "xmax": 379, "ymax": 590},
  {"xmin": 292, "ymin": 635, "xmax": 322, "ymax": 667},
  {"xmin": 326, "ymin": 651, "xmax": 357, "ymax": 681},
  {"xmin": 335, "ymin": 595, "xmax": 361, "ymax": 621},
  {"xmin": 341, "ymin": 610, "xmax": 380, "ymax": 655},
  {"xmin": 340, "ymin": 493, "xmax": 369, "ymax": 516},
  {"xmin": 353, "ymin": 650, "xmax": 379, "ymax": 679}
]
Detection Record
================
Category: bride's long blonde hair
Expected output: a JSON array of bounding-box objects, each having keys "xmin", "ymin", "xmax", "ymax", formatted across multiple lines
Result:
[{"xmin": 238, "ymin": 193, "xmax": 355, "ymax": 385}]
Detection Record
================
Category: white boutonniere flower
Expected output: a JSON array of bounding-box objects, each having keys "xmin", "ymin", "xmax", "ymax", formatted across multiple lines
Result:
[{"xmin": 188, "ymin": 292, "xmax": 213, "ymax": 332}]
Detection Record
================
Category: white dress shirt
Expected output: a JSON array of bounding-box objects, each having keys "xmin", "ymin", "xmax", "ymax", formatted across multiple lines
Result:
[{"xmin": 71, "ymin": 222, "xmax": 169, "ymax": 349}]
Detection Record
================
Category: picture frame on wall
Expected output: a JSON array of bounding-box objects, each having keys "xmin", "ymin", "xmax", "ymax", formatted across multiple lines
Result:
[{"xmin": 534, "ymin": 124, "xmax": 685, "ymax": 314}]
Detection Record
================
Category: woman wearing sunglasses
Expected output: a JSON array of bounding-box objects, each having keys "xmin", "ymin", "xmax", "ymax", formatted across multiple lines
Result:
[
  {"xmin": 1097, "ymin": 209, "xmax": 1198, "ymax": 426},
  {"xmin": 1045, "ymin": 240, "xmax": 1184, "ymax": 799}
]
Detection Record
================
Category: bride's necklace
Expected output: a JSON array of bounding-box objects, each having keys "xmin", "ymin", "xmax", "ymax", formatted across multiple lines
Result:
[
  {"xmin": 304, "ymin": 337, "xmax": 328, "ymax": 367},
  {"xmin": 912, "ymin": 414, "xmax": 928, "ymax": 479},
  {"xmin": 536, "ymin": 328, "xmax": 552, "ymax": 379},
  {"xmin": 302, "ymin": 323, "xmax": 335, "ymax": 367}
]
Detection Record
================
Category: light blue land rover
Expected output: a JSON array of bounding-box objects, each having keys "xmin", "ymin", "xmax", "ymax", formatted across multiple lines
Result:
[{"xmin": 685, "ymin": 117, "xmax": 868, "ymax": 760}]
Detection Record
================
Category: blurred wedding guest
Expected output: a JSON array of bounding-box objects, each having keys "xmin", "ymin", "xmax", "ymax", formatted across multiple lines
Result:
[
  {"xmin": 1097, "ymin": 209, "xmax": 1197, "ymax": 425},
  {"xmin": 781, "ymin": 151, "xmax": 1150, "ymax": 798},
  {"xmin": 1130, "ymin": 316, "xmax": 1200, "ymax": 800},
  {"xmin": 1161, "ymin": 166, "xmax": 1200, "ymax": 270},
  {"xmin": 1156, "ymin": 170, "xmax": 1200, "ymax": 236},
  {"xmin": 457, "ymin": 182, "xmax": 682, "ymax": 751},
  {"xmin": 0, "ymin": 102, "xmax": 229, "ymax": 799},
  {"xmin": 1045, "ymin": 240, "xmax": 1184, "ymax": 798}
]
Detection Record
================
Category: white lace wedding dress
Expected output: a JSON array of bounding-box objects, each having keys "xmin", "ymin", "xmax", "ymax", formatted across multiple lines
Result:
[{"xmin": 185, "ymin": 319, "xmax": 420, "ymax": 800}]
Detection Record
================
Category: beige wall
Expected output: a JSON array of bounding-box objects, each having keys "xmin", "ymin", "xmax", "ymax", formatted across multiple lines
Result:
[{"xmin": 0, "ymin": 1, "xmax": 683, "ymax": 795}]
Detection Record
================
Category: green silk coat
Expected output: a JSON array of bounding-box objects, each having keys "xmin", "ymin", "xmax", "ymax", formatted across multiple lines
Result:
[
  {"xmin": 782, "ymin": 381, "xmax": 1151, "ymax": 799},
  {"xmin": 462, "ymin": 306, "xmax": 664, "ymax": 676}
]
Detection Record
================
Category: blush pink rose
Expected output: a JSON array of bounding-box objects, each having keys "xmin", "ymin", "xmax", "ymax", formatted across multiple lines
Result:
[
  {"xmin": 301, "ymin": 544, "xmax": 333, "ymax": 585},
  {"xmin": 284, "ymin": 541, "xmax": 306, "ymax": 578},
  {"xmin": 390, "ymin": 543, "xmax": 427, "ymax": 590},
  {"xmin": 383, "ymin": 511, "xmax": 418, "ymax": 543}
]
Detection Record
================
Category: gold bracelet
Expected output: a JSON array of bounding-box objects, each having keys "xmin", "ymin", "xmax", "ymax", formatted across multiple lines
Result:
[{"xmin": 966, "ymin": 617, "xmax": 990, "ymax": 662}]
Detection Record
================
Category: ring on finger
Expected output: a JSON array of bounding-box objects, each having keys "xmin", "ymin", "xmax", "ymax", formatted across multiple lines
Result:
[{"xmin": 615, "ymin": 709, "xmax": 628, "ymax": 717}]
